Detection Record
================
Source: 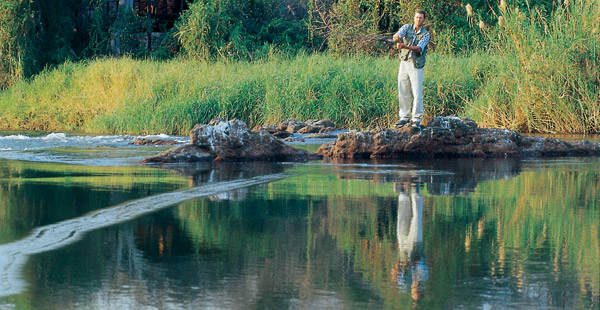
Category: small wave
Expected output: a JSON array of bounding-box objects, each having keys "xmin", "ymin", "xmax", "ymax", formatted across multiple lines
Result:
[
  {"xmin": 0, "ymin": 134, "xmax": 30, "ymax": 140},
  {"xmin": 140, "ymin": 133, "xmax": 171, "ymax": 140},
  {"xmin": 137, "ymin": 134, "xmax": 190, "ymax": 144},
  {"xmin": 42, "ymin": 133, "xmax": 68, "ymax": 142},
  {"xmin": 0, "ymin": 148, "xmax": 13, "ymax": 151}
]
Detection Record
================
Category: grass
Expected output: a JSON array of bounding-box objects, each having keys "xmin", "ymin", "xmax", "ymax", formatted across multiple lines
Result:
[
  {"xmin": 0, "ymin": 53, "xmax": 491, "ymax": 135},
  {"xmin": 0, "ymin": 1, "xmax": 598, "ymax": 135},
  {"xmin": 464, "ymin": 0, "xmax": 600, "ymax": 133}
]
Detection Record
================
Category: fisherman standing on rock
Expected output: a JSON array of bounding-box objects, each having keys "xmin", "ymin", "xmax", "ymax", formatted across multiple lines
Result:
[{"xmin": 393, "ymin": 9, "xmax": 431, "ymax": 129}]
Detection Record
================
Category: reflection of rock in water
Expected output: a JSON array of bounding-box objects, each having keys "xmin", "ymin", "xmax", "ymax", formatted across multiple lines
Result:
[
  {"xmin": 327, "ymin": 158, "xmax": 520, "ymax": 196},
  {"xmin": 153, "ymin": 161, "xmax": 291, "ymax": 200},
  {"xmin": 424, "ymin": 158, "xmax": 520, "ymax": 195},
  {"xmin": 209, "ymin": 188, "xmax": 249, "ymax": 201},
  {"xmin": 156, "ymin": 162, "xmax": 288, "ymax": 184}
]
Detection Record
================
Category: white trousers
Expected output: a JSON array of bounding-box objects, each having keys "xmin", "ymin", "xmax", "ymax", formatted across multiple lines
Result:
[{"xmin": 397, "ymin": 60, "xmax": 424, "ymax": 123}]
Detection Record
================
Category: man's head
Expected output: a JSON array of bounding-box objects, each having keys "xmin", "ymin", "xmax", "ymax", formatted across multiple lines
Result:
[{"xmin": 414, "ymin": 10, "xmax": 426, "ymax": 28}]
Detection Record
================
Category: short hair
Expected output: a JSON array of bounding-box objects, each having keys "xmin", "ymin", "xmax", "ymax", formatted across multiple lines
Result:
[{"xmin": 415, "ymin": 9, "xmax": 426, "ymax": 18}]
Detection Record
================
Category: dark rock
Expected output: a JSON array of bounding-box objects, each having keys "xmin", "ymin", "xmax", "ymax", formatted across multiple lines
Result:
[
  {"xmin": 317, "ymin": 116, "xmax": 600, "ymax": 159},
  {"xmin": 140, "ymin": 144, "xmax": 215, "ymax": 163},
  {"xmin": 318, "ymin": 127, "xmax": 335, "ymax": 133},
  {"xmin": 142, "ymin": 118, "xmax": 321, "ymax": 163},
  {"xmin": 305, "ymin": 132, "xmax": 339, "ymax": 139},
  {"xmin": 252, "ymin": 124, "xmax": 279, "ymax": 134},
  {"xmin": 297, "ymin": 126, "xmax": 321, "ymax": 134},
  {"xmin": 278, "ymin": 119, "xmax": 337, "ymax": 134},
  {"xmin": 307, "ymin": 119, "xmax": 335, "ymax": 128},
  {"xmin": 130, "ymin": 138, "xmax": 177, "ymax": 146},
  {"xmin": 272, "ymin": 131, "xmax": 292, "ymax": 139},
  {"xmin": 285, "ymin": 121, "xmax": 308, "ymax": 133}
]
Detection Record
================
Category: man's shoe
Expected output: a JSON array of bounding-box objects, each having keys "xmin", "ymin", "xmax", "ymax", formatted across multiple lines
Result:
[
  {"xmin": 394, "ymin": 119, "xmax": 409, "ymax": 127},
  {"xmin": 411, "ymin": 121, "xmax": 421, "ymax": 129}
]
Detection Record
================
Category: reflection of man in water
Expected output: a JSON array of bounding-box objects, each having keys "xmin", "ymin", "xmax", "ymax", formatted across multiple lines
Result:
[{"xmin": 392, "ymin": 182, "xmax": 428, "ymax": 301}]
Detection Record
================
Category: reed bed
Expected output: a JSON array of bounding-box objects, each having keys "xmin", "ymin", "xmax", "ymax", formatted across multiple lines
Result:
[
  {"xmin": 1, "ymin": 0, "xmax": 599, "ymax": 136},
  {"xmin": 464, "ymin": 0, "xmax": 600, "ymax": 133},
  {"xmin": 0, "ymin": 53, "xmax": 488, "ymax": 134}
]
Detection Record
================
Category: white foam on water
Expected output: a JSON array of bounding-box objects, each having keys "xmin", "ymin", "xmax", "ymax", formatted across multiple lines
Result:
[
  {"xmin": 140, "ymin": 133, "xmax": 171, "ymax": 139},
  {"xmin": 0, "ymin": 173, "xmax": 287, "ymax": 298},
  {"xmin": 0, "ymin": 132, "xmax": 189, "ymax": 165},
  {"xmin": 41, "ymin": 133, "xmax": 68, "ymax": 142},
  {"xmin": 0, "ymin": 134, "xmax": 30, "ymax": 141}
]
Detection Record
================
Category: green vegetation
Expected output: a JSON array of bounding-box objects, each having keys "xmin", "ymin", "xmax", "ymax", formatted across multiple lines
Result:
[
  {"xmin": 467, "ymin": 0, "xmax": 600, "ymax": 133},
  {"xmin": 0, "ymin": 0, "xmax": 599, "ymax": 134},
  {"xmin": 0, "ymin": 53, "xmax": 491, "ymax": 134},
  {"xmin": 0, "ymin": 0, "xmax": 35, "ymax": 89}
]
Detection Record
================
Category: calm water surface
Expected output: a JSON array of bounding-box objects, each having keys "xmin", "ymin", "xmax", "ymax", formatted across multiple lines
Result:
[{"xmin": 0, "ymin": 132, "xmax": 598, "ymax": 309}]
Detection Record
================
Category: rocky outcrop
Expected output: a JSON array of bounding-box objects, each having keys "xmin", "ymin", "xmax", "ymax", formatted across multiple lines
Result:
[
  {"xmin": 130, "ymin": 138, "xmax": 177, "ymax": 145},
  {"xmin": 253, "ymin": 119, "xmax": 337, "ymax": 138},
  {"xmin": 317, "ymin": 116, "xmax": 600, "ymax": 159},
  {"xmin": 141, "ymin": 118, "xmax": 321, "ymax": 163},
  {"xmin": 140, "ymin": 144, "xmax": 215, "ymax": 163}
]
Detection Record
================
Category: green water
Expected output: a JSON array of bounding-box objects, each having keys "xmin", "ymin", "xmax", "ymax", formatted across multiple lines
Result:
[{"xmin": 0, "ymin": 157, "xmax": 598, "ymax": 309}]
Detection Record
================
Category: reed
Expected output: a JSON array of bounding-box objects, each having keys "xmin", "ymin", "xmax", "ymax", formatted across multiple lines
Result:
[
  {"xmin": 2, "ymin": 0, "xmax": 599, "ymax": 136},
  {"xmin": 0, "ymin": 53, "xmax": 488, "ymax": 134},
  {"xmin": 464, "ymin": 0, "xmax": 600, "ymax": 133}
]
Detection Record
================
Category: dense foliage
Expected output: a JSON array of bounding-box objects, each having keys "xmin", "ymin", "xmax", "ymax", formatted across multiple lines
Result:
[
  {"xmin": 0, "ymin": 0, "xmax": 34, "ymax": 89},
  {"xmin": 1, "ymin": 0, "xmax": 555, "ymax": 86},
  {"xmin": 1, "ymin": 0, "xmax": 599, "ymax": 133}
]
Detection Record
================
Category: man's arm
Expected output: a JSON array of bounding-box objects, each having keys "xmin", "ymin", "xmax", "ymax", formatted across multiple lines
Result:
[
  {"xmin": 396, "ymin": 32, "xmax": 430, "ymax": 52},
  {"xmin": 396, "ymin": 43, "xmax": 422, "ymax": 53},
  {"xmin": 393, "ymin": 24, "xmax": 410, "ymax": 43}
]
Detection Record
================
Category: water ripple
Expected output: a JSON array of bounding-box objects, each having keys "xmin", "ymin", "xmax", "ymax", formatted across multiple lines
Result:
[{"xmin": 0, "ymin": 173, "xmax": 287, "ymax": 298}]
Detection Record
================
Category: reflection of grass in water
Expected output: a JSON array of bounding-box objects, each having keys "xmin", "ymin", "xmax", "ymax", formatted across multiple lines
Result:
[
  {"xmin": 430, "ymin": 163, "xmax": 600, "ymax": 301},
  {"xmin": 252, "ymin": 161, "xmax": 599, "ymax": 306},
  {"xmin": 176, "ymin": 199, "xmax": 276, "ymax": 260},
  {"xmin": 0, "ymin": 160, "xmax": 190, "ymax": 243},
  {"xmin": 38, "ymin": 146, "xmax": 173, "ymax": 159},
  {"xmin": 286, "ymin": 143, "xmax": 322, "ymax": 153},
  {"xmin": 0, "ymin": 159, "xmax": 189, "ymax": 188},
  {"xmin": 266, "ymin": 165, "xmax": 396, "ymax": 198}
]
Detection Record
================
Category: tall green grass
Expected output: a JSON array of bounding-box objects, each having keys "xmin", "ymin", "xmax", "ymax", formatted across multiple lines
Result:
[
  {"xmin": 2, "ymin": 0, "xmax": 600, "ymax": 136},
  {"xmin": 464, "ymin": 0, "xmax": 600, "ymax": 133},
  {"xmin": 0, "ymin": 53, "xmax": 488, "ymax": 134},
  {"xmin": 1, "ymin": 1, "xmax": 599, "ymax": 135}
]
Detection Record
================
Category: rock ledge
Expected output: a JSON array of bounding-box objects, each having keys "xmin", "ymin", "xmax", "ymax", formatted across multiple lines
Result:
[
  {"xmin": 141, "ymin": 118, "xmax": 321, "ymax": 163},
  {"xmin": 317, "ymin": 116, "xmax": 600, "ymax": 159}
]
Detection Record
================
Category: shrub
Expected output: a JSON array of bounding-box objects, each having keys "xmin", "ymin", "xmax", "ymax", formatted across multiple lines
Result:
[{"xmin": 175, "ymin": 0, "xmax": 310, "ymax": 61}]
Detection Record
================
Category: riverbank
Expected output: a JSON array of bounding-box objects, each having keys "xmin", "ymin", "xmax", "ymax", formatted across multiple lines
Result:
[{"xmin": 0, "ymin": 52, "xmax": 598, "ymax": 135}]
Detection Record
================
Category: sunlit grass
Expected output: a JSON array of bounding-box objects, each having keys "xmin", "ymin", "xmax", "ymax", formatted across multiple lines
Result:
[
  {"xmin": 464, "ymin": 0, "xmax": 600, "ymax": 133},
  {"xmin": 0, "ymin": 0, "xmax": 598, "ymax": 135},
  {"xmin": 0, "ymin": 53, "xmax": 492, "ymax": 134}
]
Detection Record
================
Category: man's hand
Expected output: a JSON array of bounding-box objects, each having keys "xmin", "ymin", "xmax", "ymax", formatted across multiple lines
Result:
[
  {"xmin": 396, "ymin": 42, "xmax": 407, "ymax": 50},
  {"xmin": 393, "ymin": 34, "xmax": 401, "ymax": 42},
  {"xmin": 397, "ymin": 43, "xmax": 421, "ymax": 53}
]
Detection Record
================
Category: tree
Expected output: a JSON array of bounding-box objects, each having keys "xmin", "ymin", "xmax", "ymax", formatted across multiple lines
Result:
[{"xmin": 0, "ymin": 0, "xmax": 34, "ymax": 89}]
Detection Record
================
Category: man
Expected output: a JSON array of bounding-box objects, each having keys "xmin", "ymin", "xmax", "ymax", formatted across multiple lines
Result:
[{"xmin": 393, "ymin": 10, "xmax": 431, "ymax": 129}]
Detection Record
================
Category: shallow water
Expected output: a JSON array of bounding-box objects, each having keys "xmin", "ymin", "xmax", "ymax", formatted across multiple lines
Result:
[{"xmin": 0, "ymin": 132, "xmax": 598, "ymax": 309}]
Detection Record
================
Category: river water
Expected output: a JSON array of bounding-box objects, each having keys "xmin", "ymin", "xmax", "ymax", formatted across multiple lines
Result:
[{"xmin": 0, "ymin": 132, "xmax": 598, "ymax": 309}]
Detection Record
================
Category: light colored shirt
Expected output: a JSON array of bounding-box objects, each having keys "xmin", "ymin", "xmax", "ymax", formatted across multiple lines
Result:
[{"xmin": 395, "ymin": 24, "xmax": 430, "ymax": 52}]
